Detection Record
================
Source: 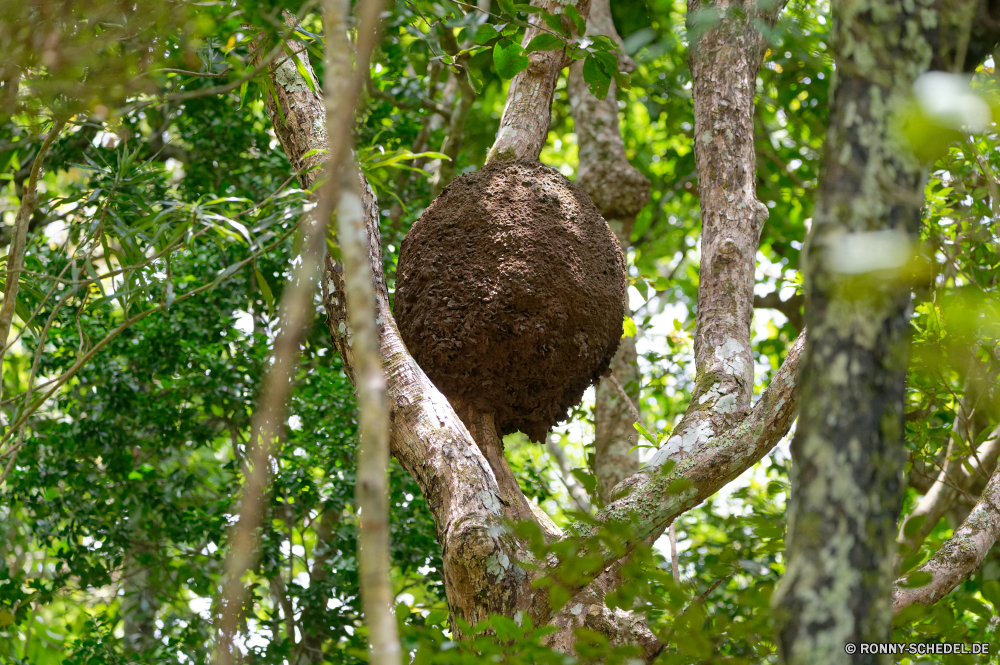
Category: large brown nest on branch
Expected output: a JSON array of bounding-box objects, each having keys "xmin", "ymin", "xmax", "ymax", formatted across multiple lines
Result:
[{"xmin": 394, "ymin": 159, "xmax": 627, "ymax": 442}]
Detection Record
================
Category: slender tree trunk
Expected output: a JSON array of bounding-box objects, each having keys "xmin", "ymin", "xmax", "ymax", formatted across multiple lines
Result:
[
  {"xmin": 640, "ymin": 0, "xmax": 781, "ymax": 476},
  {"xmin": 567, "ymin": 0, "xmax": 649, "ymax": 504}
]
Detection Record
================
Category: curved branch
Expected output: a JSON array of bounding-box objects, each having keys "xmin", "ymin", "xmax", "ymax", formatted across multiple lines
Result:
[
  {"xmin": 893, "ymin": 462, "xmax": 1000, "ymax": 613},
  {"xmin": 535, "ymin": 331, "xmax": 804, "ymax": 617}
]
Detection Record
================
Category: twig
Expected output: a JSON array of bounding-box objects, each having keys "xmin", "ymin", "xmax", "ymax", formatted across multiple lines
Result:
[
  {"xmin": 608, "ymin": 371, "xmax": 642, "ymax": 425},
  {"xmin": 0, "ymin": 118, "xmax": 64, "ymax": 408},
  {"xmin": 669, "ymin": 522, "xmax": 680, "ymax": 584}
]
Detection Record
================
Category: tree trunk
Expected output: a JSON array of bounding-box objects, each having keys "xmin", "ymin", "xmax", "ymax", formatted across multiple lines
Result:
[{"xmin": 771, "ymin": 1, "xmax": 1000, "ymax": 662}]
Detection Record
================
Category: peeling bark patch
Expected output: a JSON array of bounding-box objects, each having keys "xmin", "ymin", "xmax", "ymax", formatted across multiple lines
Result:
[{"xmin": 394, "ymin": 160, "xmax": 627, "ymax": 442}]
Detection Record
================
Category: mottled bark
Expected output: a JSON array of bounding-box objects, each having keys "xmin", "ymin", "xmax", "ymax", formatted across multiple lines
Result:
[
  {"xmin": 567, "ymin": 0, "xmax": 649, "ymax": 503},
  {"xmin": 557, "ymin": 332, "xmax": 804, "ymax": 591},
  {"xmin": 260, "ymin": 0, "xmax": 807, "ymax": 653},
  {"xmin": 486, "ymin": 0, "xmax": 591, "ymax": 163},
  {"xmin": 770, "ymin": 1, "xmax": 999, "ymax": 662}
]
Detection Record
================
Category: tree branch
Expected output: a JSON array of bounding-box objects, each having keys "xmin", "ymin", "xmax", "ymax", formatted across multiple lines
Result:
[
  {"xmin": 568, "ymin": 0, "xmax": 650, "ymax": 503},
  {"xmin": 893, "ymin": 461, "xmax": 1000, "ymax": 613},
  {"xmin": 213, "ymin": 3, "xmax": 383, "ymax": 662},
  {"xmin": 753, "ymin": 291, "xmax": 804, "ymax": 331},
  {"xmin": 486, "ymin": 0, "xmax": 591, "ymax": 162},
  {"xmin": 0, "ymin": 118, "xmax": 64, "ymax": 407}
]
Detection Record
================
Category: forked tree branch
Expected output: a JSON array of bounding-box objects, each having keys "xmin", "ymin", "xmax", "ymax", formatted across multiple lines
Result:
[
  {"xmin": 258, "ymin": 0, "xmax": 806, "ymax": 648},
  {"xmin": 486, "ymin": 0, "xmax": 592, "ymax": 162}
]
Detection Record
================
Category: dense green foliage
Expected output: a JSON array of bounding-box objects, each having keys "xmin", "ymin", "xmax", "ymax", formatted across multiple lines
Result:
[{"xmin": 1, "ymin": 0, "xmax": 1000, "ymax": 663}]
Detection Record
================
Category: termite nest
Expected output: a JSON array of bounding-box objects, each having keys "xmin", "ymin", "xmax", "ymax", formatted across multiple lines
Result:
[{"xmin": 394, "ymin": 159, "xmax": 627, "ymax": 442}]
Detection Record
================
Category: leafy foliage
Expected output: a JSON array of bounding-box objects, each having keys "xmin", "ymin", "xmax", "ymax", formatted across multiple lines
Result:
[{"xmin": 2, "ymin": 0, "xmax": 1000, "ymax": 663}]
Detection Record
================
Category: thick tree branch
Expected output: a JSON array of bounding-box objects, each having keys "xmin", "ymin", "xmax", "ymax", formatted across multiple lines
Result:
[
  {"xmin": 753, "ymin": 291, "xmax": 804, "ymax": 331},
  {"xmin": 261, "ymin": 0, "xmax": 802, "ymax": 650},
  {"xmin": 486, "ymin": 0, "xmax": 591, "ymax": 162},
  {"xmin": 639, "ymin": 0, "xmax": 785, "ymax": 477},
  {"xmin": 543, "ymin": 332, "xmax": 804, "ymax": 607}
]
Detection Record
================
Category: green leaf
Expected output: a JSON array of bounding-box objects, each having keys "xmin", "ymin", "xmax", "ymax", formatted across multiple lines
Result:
[
  {"xmin": 239, "ymin": 80, "xmax": 249, "ymax": 108},
  {"xmin": 543, "ymin": 12, "xmax": 569, "ymax": 37},
  {"xmin": 633, "ymin": 421, "xmax": 656, "ymax": 444},
  {"xmin": 622, "ymin": 316, "xmax": 637, "ymax": 337},
  {"xmin": 473, "ymin": 23, "xmax": 500, "ymax": 45},
  {"xmin": 898, "ymin": 549, "xmax": 927, "ymax": 574},
  {"xmin": 285, "ymin": 46, "xmax": 317, "ymax": 94},
  {"xmin": 490, "ymin": 615, "xmax": 524, "ymax": 641},
  {"xmin": 982, "ymin": 580, "xmax": 1000, "ymax": 609},
  {"xmin": 614, "ymin": 70, "xmax": 631, "ymax": 90},
  {"xmin": 594, "ymin": 49, "xmax": 618, "ymax": 76},
  {"xmin": 902, "ymin": 513, "xmax": 927, "ymax": 537},
  {"xmin": 467, "ymin": 66, "xmax": 484, "ymax": 93},
  {"xmin": 571, "ymin": 468, "xmax": 598, "ymax": 495},
  {"xmin": 565, "ymin": 5, "xmax": 587, "ymax": 34},
  {"xmin": 525, "ymin": 33, "xmax": 564, "ymax": 53},
  {"xmin": 0, "ymin": 610, "xmax": 13, "ymax": 628},
  {"xmin": 899, "ymin": 571, "xmax": 933, "ymax": 588},
  {"xmin": 493, "ymin": 40, "xmax": 530, "ymax": 79},
  {"xmin": 589, "ymin": 34, "xmax": 618, "ymax": 52},
  {"xmin": 582, "ymin": 54, "xmax": 611, "ymax": 99},
  {"xmin": 254, "ymin": 264, "xmax": 275, "ymax": 313},
  {"xmin": 513, "ymin": 3, "xmax": 542, "ymax": 12},
  {"xmin": 424, "ymin": 610, "xmax": 448, "ymax": 626},
  {"xmin": 497, "ymin": 0, "xmax": 517, "ymax": 17}
]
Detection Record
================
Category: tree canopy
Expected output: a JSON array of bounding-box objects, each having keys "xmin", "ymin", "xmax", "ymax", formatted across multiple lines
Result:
[{"xmin": 2, "ymin": 0, "xmax": 1000, "ymax": 663}]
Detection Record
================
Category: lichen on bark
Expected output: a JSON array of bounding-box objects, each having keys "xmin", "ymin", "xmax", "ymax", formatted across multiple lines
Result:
[{"xmin": 769, "ymin": 0, "xmax": 1000, "ymax": 662}]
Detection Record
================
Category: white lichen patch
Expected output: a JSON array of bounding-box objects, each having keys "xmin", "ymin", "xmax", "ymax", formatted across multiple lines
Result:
[
  {"xmin": 274, "ymin": 57, "xmax": 313, "ymax": 94},
  {"xmin": 828, "ymin": 353, "xmax": 849, "ymax": 386},
  {"xmin": 646, "ymin": 419, "xmax": 714, "ymax": 467},
  {"xmin": 714, "ymin": 337, "xmax": 747, "ymax": 379},
  {"xmin": 478, "ymin": 489, "xmax": 503, "ymax": 516}
]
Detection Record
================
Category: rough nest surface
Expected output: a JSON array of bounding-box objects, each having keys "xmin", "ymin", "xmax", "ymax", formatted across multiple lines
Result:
[{"xmin": 394, "ymin": 159, "xmax": 627, "ymax": 442}]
